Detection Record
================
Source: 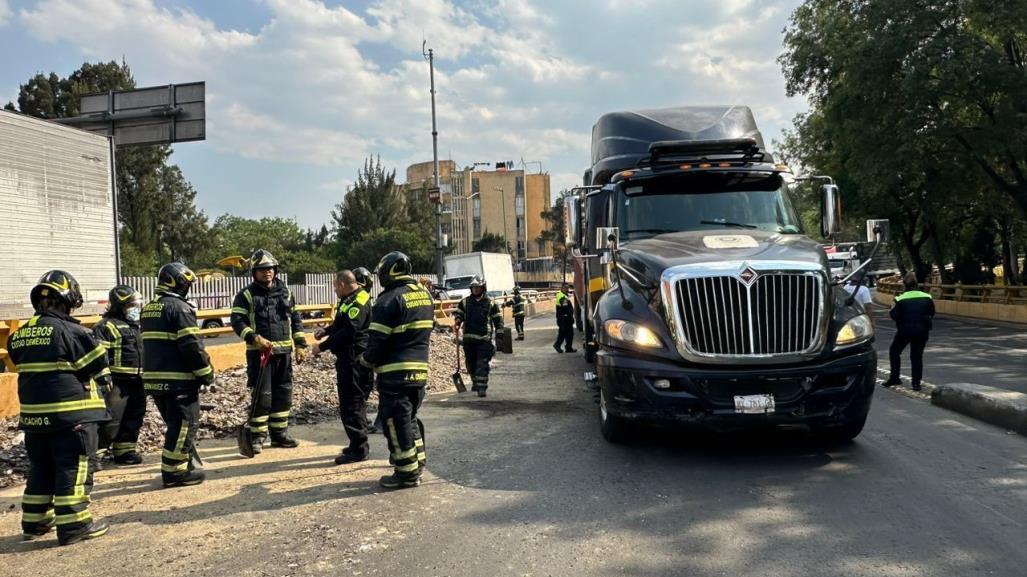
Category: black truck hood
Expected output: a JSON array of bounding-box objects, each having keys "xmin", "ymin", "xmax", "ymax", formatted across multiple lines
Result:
[{"xmin": 619, "ymin": 230, "xmax": 827, "ymax": 286}]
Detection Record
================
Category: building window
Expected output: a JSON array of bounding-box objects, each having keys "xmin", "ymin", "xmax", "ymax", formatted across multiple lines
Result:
[
  {"xmin": 515, "ymin": 194, "xmax": 524, "ymax": 216},
  {"xmin": 515, "ymin": 176, "xmax": 524, "ymax": 195},
  {"xmin": 472, "ymin": 178, "xmax": 480, "ymax": 193},
  {"xmin": 516, "ymin": 217, "xmax": 524, "ymax": 236},
  {"xmin": 473, "ymin": 219, "xmax": 481, "ymax": 239},
  {"xmin": 472, "ymin": 197, "xmax": 480, "ymax": 218},
  {"xmin": 517, "ymin": 241, "xmax": 526, "ymax": 258}
]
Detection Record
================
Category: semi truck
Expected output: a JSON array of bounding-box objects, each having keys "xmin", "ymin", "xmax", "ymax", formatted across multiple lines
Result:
[
  {"xmin": 0, "ymin": 110, "xmax": 117, "ymax": 319},
  {"xmin": 565, "ymin": 106, "xmax": 878, "ymax": 443},
  {"xmin": 444, "ymin": 252, "xmax": 515, "ymax": 299}
]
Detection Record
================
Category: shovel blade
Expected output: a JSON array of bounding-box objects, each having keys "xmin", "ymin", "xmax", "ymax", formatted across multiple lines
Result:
[
  {"xmin": 237, "ymin": 425, "xmax": 255, "ymax": 458},
  {"xmin": 452, "ymin": 372, "xmax": 467, "ymax": 393}
]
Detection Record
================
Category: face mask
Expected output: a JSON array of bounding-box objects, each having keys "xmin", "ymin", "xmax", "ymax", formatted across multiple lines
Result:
[{"xmin": 126, "ymin": 307, "xmax": 141, "ymax": 322}]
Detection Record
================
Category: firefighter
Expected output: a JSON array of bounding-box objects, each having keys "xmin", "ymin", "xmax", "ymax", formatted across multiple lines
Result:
[
  {"xmin": 92, "ymin": 285, "xmax": 146, "ymax": 466},
  {"xmin": 142, "ymin": 262, "xmax": 213, "ymax": 487},
  {"xmin": 505, "ymin": 286, "xmax": 527, "ymax": 341},
  {"xmin": 352, "ymin": 267, "xmax": 384, "ymax": 435},
  {"xmin": 231, "ymin": 249, "xmax": 308, "ymax": 452},
  {"xmin": 313, "ymin": 270, "xmax": 373, "ymax": 465},
  {"xmin": 553, "ymin": 283, "xmax": 576, "ymax": 353},
  {"xmin": 8, "ymin": 271, "xmax": 110, "ymax": 544},
  {"xmin": 360, "ymin": 251, "xmax": 433, "ymax": 490},
  {"xmin": 454, "ymin": 276, "xmax": 503, "ymax": 397}
]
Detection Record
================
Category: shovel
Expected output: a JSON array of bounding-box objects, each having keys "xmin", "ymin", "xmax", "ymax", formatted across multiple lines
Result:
[
  {"xmin": 452, "ymin": 327, "xmax": 467, "ymax": 393},
  {"xmin": 237, "ymin": 348, "xmax": 272, "ymax": 458}
]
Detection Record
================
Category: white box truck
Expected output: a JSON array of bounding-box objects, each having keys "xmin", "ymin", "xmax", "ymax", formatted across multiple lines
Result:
[
  {"xmin": 443, "ymin": 252, "xmax": 515, "ymax": 299},
  {"xmin": 0, "ymin": 110, "xmax": 116, "ymax": 319}
]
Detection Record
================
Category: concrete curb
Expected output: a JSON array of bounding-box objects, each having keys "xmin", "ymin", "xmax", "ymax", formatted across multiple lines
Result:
[{"xmin": 930, "ymin": 383, "xmax": 1027, "ymax": 436}]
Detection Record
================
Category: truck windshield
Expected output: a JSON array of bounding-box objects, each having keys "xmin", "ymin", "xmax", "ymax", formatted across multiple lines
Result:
[
  {"xmin": 617, "ymin": 172, "xmax": 802, "ymax": 240},
  {"xmin": 444, "ymin": 276, "xmax": 474, "ymax": 290}
]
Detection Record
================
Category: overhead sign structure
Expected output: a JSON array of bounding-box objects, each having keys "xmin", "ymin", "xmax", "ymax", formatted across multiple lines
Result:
[{"xmin": 55, "ymin": 82, "xmax": 205, "ymax": 147}]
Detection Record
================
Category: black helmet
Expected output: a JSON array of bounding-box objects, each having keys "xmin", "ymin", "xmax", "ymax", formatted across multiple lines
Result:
[
  {"xmin": 353, "ymin": 267, "xmax": 372, "ymax": 289},
  {"xmin": 107, "ymin": 284, "xmax": 142, "ymax": 316},
  {"xmin": 469, "ymin": 276, "xmax": 486, "ymax": 289},
  {"xmin": 374, "ymin": 251, "xmax": 413, "ymax": 286},
  {"xmin": 158, "ymin": 262, "xmax": 196, "ymax": 297},
  {"xmin": 513, "ymin": 286, "xmax": 520, "ymax": 294},
  {"xmin": 250, "ymin": 249, "xmax": 279, "ymax": 273},
  {"xmin": 30, "ymin": 270, "xmax": 84, "ymax": 311}
]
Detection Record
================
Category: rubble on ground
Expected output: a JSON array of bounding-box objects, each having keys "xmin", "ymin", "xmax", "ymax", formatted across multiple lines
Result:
[{"xmin": 0, "ymin": 332, "xmax": 460, "ymax": 489}]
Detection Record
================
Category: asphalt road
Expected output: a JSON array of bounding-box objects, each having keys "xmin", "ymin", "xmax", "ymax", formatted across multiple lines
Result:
[
  {"xmin": 870, "ymin": 303, "xmax": 1027, "ymax": 394},
  {"xmin": 1, "ymin": 316, "xmax": 1024, "ymax": 577}
]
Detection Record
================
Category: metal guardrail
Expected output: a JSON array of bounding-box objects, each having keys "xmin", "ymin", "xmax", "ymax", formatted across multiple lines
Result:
[
  {"xmin": 876, "ymin": 278, "xmax": 1027, "ymax": 305},
  {"xmin": 1, "ymin": 291, "xmax": 561, "ymax": 372}
]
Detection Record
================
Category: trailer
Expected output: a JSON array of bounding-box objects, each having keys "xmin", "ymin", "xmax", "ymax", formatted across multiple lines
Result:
[{"xmin": 443, "ymin": 252, "xmax": 515, "ymax": 299}]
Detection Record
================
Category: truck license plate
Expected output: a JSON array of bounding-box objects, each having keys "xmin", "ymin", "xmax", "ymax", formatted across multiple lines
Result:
[{"xmin": 734, "ymin": 394, "xmax": 775, "ymax": 414}]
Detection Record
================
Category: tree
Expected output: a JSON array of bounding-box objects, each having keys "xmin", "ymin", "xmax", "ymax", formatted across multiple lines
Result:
[
  {"xmin": 209, "ymin": 215, "xmax": 334, "ymax": 279},
  {"xmin": 537, "ymin": 190, "xmax": 575, "ymax": 263},
  {"xmin": 472, "ymin": 232, "xmax": 511, "ymax": 254}
]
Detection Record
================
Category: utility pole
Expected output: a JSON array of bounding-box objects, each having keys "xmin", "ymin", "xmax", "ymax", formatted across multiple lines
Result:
[{"xmin": 424, "ymin": 41, "xmax": 445, "ymax": 282}]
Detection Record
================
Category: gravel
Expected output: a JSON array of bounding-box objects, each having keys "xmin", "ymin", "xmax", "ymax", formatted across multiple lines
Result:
[{"xmin": 0, "ymin": 332, "xmax": 461, "ymax": 489}]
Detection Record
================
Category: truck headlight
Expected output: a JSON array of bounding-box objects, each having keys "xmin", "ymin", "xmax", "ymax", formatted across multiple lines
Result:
[
  {"xmin": 835, "ymin": 314, "xmax": 873, "ymax": 349},
  {"xmin": 605, "ymin": 320, "xmax": 663, "ymax": 348}
]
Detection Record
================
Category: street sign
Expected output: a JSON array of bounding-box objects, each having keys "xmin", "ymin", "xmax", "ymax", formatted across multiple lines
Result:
[
  {"xmin": 427, "ymin": 186, "xmax": 442, "ymax": 203},
  {"xmin": 56, "ymin": 82, "xmax": 205, "ymax": 147}
]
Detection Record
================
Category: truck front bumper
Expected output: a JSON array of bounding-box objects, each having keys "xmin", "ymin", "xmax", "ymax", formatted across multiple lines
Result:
[{"xmin": 595, "ymin": 346, "xmax": 877, "ymax": 429}]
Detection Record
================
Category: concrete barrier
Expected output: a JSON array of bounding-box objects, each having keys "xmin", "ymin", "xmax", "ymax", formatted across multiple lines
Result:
[
  {"xmin": 931, "ymin": 383, "xmax": 1027, "ymax": 436},
  {"xmin": 873, "ymin": 292, "xmax": 1027, "ymax": 325}
]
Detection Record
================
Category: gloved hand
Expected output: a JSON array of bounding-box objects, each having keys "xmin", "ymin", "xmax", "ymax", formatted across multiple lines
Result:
[
  {"xmin": 253, "ymin": 335, "xmax": 274, "ymax": 353},
  {"xmin": 311, "ymin": 346, "xmax": 322, "ymax": 358},
  {"xmin": 314, "ymin": 327, "xmax": 327, "ymax": 340},
  {"xmin": 294, "ymin": 346, "xmax": 309, "ymax": 364}
]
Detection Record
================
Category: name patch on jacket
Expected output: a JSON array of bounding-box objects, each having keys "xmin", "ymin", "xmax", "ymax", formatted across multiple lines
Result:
[
  {"xmin": 401, "ymin": 292, "xmax": 433, "ymax": 309},
  {"xmin": 9, "ymin": 326, "xmax": 54, "ymax": 349}
]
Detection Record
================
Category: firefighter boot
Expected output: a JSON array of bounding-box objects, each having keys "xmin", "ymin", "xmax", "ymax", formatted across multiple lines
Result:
[
  {"xmin": 334, "ymin": 447, "xmax": 369, "ymax": 465},
  {"xmin": 22, "ymin": 521, "xmax": 55, "ymax": 541},
  {"xmin": 379, "ymin": 473, "xmax": 421, "ymax": 490},
  {"xmin": 114, "ymin": 451, "xmax": 143, "ymax": 465},
  {"xmin": 163, "ymin": 469, "xmax": 206, "ymax": 489},
  {"xmin": 58, "ymin": 519, "xmax": 110, "ymax": 546},
  {"xmin": 270, "ymin": 431, "xmax": 300, "ymax": 448}
]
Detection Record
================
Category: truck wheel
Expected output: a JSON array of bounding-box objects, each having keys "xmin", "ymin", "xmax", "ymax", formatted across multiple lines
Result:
[
  {"xmin": 598, "ymin": 388, "xmax": 631, "ymax": 443},
  {"xmin": 814, "ymin": 409, "xmax": 869, "ymax": 443},
  {"xmin": 201, "ymin": 319, "xmax": 223, "ymax": 338}
]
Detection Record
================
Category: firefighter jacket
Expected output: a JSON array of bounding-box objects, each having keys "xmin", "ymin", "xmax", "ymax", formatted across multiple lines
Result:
[
  {"xmin": 231, "ymin": 279, "xmax": 307, "ymax": 354},
  {"xmin": 455, "ymin": 295, "xmax": 503, "ymax": 342},
  {"xmin": 890, "ymin": 290, "xmax": 936, "ymax": 334},
  {"xmin": 7, "ymin": 310, "xmax": 110, "ymax": 432},
  {"xmin": 93, "ymin": 316, "xmax": 142, "ymax": 377},
  {"xmin": 505, "ymin": 294, "xmax": 527, "ymax": 317},
  {"xmin": 555, "ymin": 291, "xmax": 574, "ymax": 323},
  {"xmin": 361, "ymin": 276, "xmax": 434, "ymax": 388},
  {"xmin": 319, "ymin": 288, "xmax": 372, "ymax": 361},
  {"xmin": 141, "ymin": 291, "xmax": 214, "ymax": 394}
]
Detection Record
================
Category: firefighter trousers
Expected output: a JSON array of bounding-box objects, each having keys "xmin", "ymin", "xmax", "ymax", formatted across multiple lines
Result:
[
  {"xmin": 22, "ymin": 423, "xmax": 98, "ymax": 539},
  {"xmin": 514, "ymin": 315, "xmax": 525, "ymax": 338},
  {"xmin": 246, "ymin": 352, "xmax": 294, "ymax": 441},
  {"xmin": 463, "ymin": 340, "xmax": 495, "ymax": 391},
  {"xmin": 378, "ymin": 387, "xmax": 426, "ymax": 480},
  {"xmin": 152, "ymin": 391, "xmax": 201, "ymax": 482},
  {"xmin": 337, "ymin": 359, "xmax": 373, "ymax": 456},
  {"xmin": 98, "ymin": 376, "xmax": 146, "ymax": 458}
]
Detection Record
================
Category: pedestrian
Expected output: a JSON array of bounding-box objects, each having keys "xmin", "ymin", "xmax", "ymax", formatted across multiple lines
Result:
[
  {"xmin": 92, "ymin": 285, "xmax": 146, "ymax": 466},
  {"xmin": 553, "ymin": 283, "xmax": 576, "ymax": 353},
  {"xmin": 505, "ymin": 286, "xmax": 526, "ymax": 341},
  {"xmin": 454, "ymin": 276, "xmax": 503, "ymax": 397},
  {"xmin": 883, "ymin": 272, "xmax": 935, "ymax": 391},
  {"xmin": 843, "ymin": 277, "xmax": 874, "ymax": 325},
  {"xmin": 231, "ymin": 250, "xmax": 309, "ymax": 453},
  {"xmin": 142, "ymin": 262, "xmax": 214, "ymax": 487},
  {"xmin": 8, "ymin": 271, "xmax": 111, "ymax": 545},
  {"xmin": 360, "ymin": 251, "xmax": 433, "ymax": 490},
  {"xmin": 313, "ymin": 269, "xmax": 373, "ymax": 465}
]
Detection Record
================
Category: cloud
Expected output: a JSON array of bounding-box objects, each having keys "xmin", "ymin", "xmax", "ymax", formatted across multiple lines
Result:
[
  {"xmin": 0, "ymin": 0, "xmax": 9, "ymax": 26},
  {"xmin": 319, "ymin": 178, "xmax": 354, "ymax": 192}
]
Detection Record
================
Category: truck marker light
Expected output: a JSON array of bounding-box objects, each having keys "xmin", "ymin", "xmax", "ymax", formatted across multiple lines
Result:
[
  {"xmin": 718, "ymin": 162, "xmax": 732, "ymax": 167},
  {"xmin": 618, "ymin": 170, "xmax": 635, "ymax": 179},
  {"xmin": 680, "ymin": 164, "xmax": 692, "ymax": 170},
  {"xmin": 698, "ymin": 162, "xmax": 712, "ymax": 168},
  {"xmin": 653, "ymin": 379, "xmax": 671, "ymax": 390}
]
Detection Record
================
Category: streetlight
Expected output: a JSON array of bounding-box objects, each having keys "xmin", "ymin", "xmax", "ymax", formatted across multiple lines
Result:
[{"xmin": 423, "ymin": 40, "xmax": 444, "ymax": 282}]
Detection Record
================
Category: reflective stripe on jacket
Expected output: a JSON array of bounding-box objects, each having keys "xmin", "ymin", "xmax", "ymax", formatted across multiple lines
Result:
[
  {"xmin": 320, "ymin": 289, "xmax": 372, "ymax": 359},
  {"xmin": 141, "ymin": 291, "xmax": 213, "ymax": 393},
  {"xmin": 361, "ymin": 276, "xmax": 434, "ymax": 388},
  {"xmin": 455, "ymin": 296, "xmax": 503, "ymax": 341},
  {"xmin": 93, "ymin": 317, "xmax": 142, "ymax": 376},
  {"xmin": 230, "ymin": 279, "xmax": 306, "ymax": 353}
]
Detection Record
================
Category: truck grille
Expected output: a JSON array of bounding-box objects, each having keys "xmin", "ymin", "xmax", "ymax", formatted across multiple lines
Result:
[{"xmin": 674, "ymin": 273, "xmax": 823, "ymax": 356}]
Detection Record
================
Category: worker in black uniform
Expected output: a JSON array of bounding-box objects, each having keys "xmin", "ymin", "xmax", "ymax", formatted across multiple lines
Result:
[
  {"xmin": 351, "ymin": 267, "xmax": 384, "ymax": 435},
  {"xmin": 360, "ymin": 251, "xmax": 433, "ymax": 489},
  {"xmin": 883, "ymin": 272, "xmax": 936, "ymax": 391},
  {"xmin": 8, "ymin": 270, "xmax": 111, "ymax": 545},
  {"xmin": 455, "ymin": 276, "xmax": 503, "ymax": 397},
  {"xmin": 505, "ymin": 286, "xmax": 527, "ymax": 340},
  {"xmin": 553, "ymin": 283, "xmax": 576, "ymax": 353},
  {"xmin": 313, "ymin": 269, "xmax": 373, "ymax": 465},
  {"xmin": 92, "ymin": 285, "xmax": 146, "ymax": 465},
  {"xmin": 231, "ymin": 249, "xmax": 308, "ymax": 453},
  {"xmin": 142, "ymin": 262, "xmax": 214, "ymax": 487}
]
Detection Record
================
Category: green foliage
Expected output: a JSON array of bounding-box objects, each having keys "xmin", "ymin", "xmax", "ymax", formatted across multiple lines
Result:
[
  {"xmin": 472, "ymin": 231, "xmax": 511, "ymax": 254},
  {"xmin": 779, "ymin": 0, "xmax": 1027, "ymax": 283},
  {"xmin": 118, "ymin": 234, "xmax": 158, "ymax": 277},
  {"xmin": 537, "ymin": 190, "xmax": 575, "ymax": 262},
  {"xmin": 344, "ymin": 227, "xmax": 435, "ymax": 272},
  {"xmin": 207, "ymin": 215, "xmax": 333, "ymax": 278}
]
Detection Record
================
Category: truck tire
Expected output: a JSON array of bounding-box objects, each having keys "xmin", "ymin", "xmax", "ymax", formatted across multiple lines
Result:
[
  {"xmin": 598, "ymin": 388, "xmax": 631, "ymax": 443},
  {"xmin": 813, "ymin": 408, "xmax": 869, "ymax": 443}
]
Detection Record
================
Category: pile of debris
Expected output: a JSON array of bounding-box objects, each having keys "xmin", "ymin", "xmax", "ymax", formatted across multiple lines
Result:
[{"xmin": 0, "ymin": 332, "xmax": 461, "ymax": 489}]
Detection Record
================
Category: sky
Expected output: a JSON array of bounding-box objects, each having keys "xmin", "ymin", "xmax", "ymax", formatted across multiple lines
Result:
[{"xmin": 0, "ymin": 0, "xmax": 808, "ymax": 229}]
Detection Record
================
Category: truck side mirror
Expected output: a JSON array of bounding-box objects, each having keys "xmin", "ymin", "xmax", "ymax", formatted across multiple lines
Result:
[
  {"xmin": 563, "ymin": 196, "xmax": 581, "ymax": 247},
  {"xmin": 820, "ymin": 184, "xmax": 842, "ymax": 237},
  {"xmin": 866, "ymin": 218, "xmax": 890, "ymax": 243}
]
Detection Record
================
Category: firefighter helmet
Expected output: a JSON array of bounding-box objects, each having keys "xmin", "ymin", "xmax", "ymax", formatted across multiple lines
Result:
[
  {"xmin": 353, "ymin": 267, "xmax": 372, "ymax": 289},
  {"xmin": 158, "ymin": 262, "xmax": 196, "ymax": 297},
  {"xmin": 30, "ymin": 270, "xmax": 84, "ymax": 311},
  {"xmin": 374, "ymin": 251, "xmax": 412, "ymax": 286},
  {"xmin": 469, "ymin": 276, "xmax": 486, "ymax": 289},
  {"xmin": 249, "ymin": 249, "xmax": 279, "ymax": 273},
  {"xmin": 106, "ymin": 285, "xmax": 142, "ymax": 316},
  {"xmin": 513, "ymin": 286, "xmax": 520, "ymax": 294}
]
